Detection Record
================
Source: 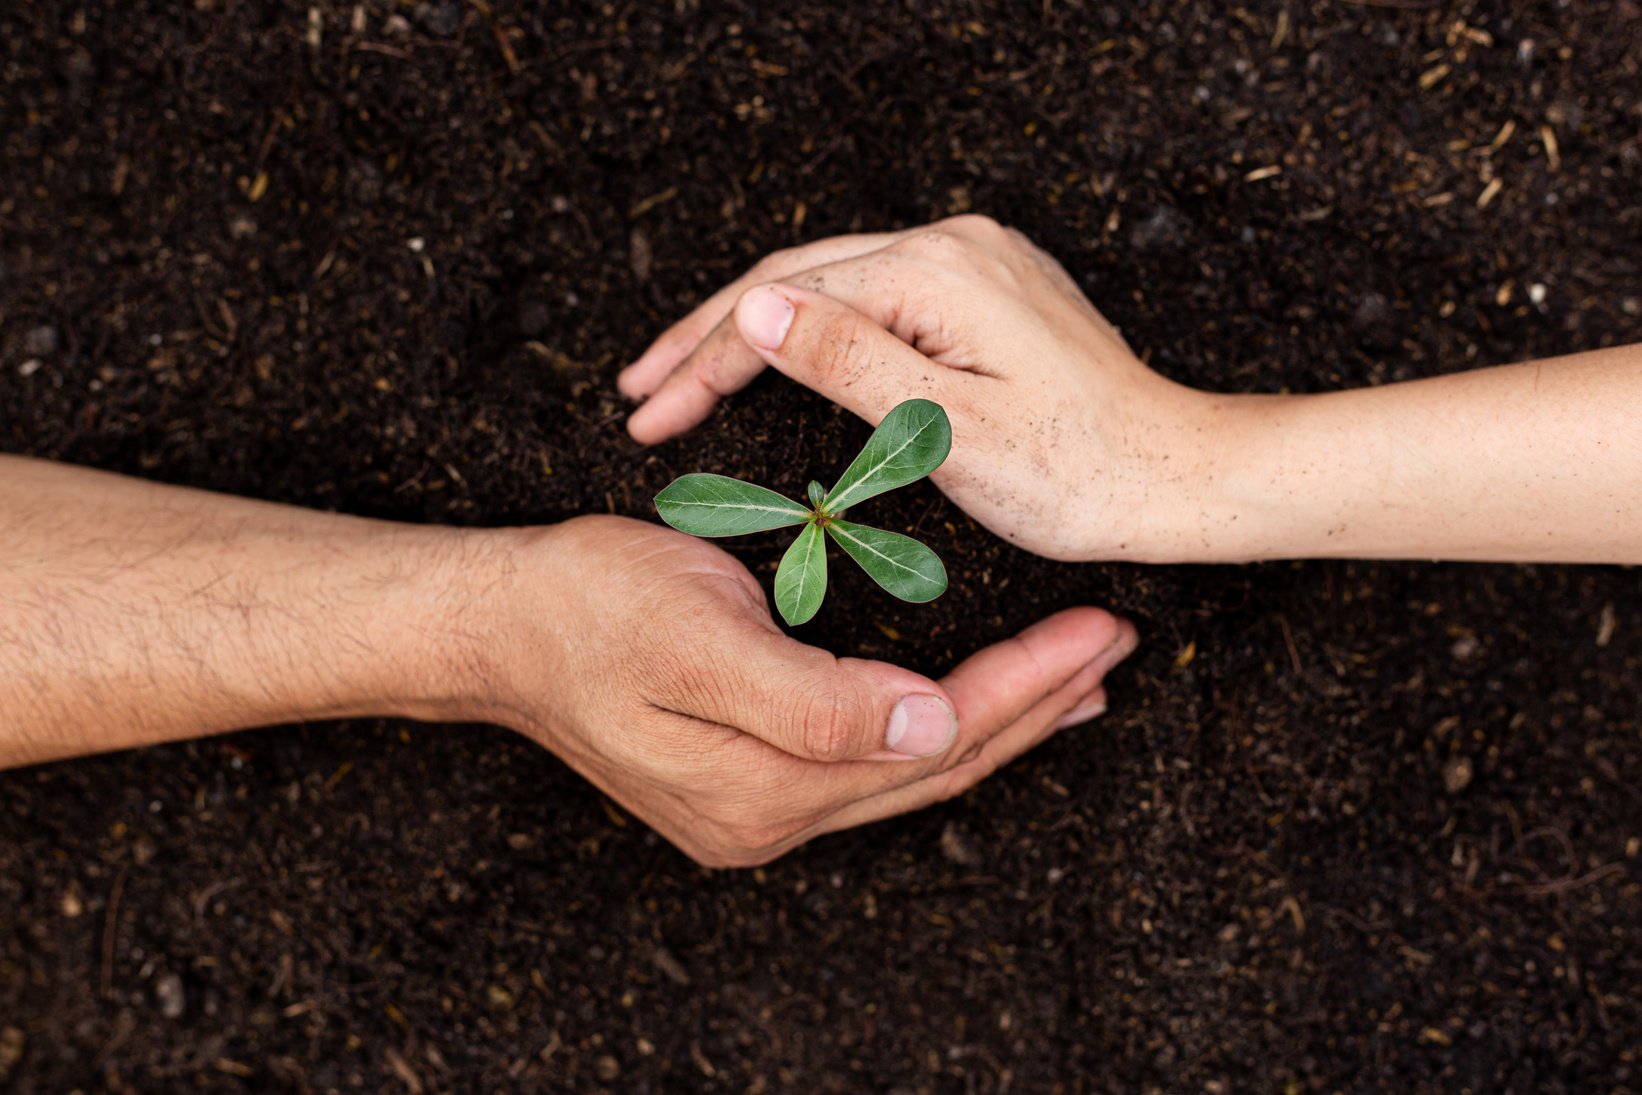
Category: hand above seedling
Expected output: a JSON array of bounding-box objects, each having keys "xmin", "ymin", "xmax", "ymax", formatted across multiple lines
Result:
[{"xmin": 655, "ymin": 398, "xmax": 951, "ymax": 626}]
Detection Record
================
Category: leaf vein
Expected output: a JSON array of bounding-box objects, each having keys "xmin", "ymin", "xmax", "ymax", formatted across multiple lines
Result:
[{"xmin": 827, "ymin": 414, "xmax": 937, "ymax": 510}]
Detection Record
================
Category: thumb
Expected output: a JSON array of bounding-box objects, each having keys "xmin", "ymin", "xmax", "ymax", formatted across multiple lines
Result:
[
  {"xmin": 734, "ymin": 282, "xmax": 946, "ymax": 424},
  {"xmin": 699, "ymin": 621, "xmax": 960, "ymax": 763}
]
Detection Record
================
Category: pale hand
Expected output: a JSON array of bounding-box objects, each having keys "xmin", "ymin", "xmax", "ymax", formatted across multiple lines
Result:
[
  {"xmin": 621, "ymin": 215, "xmax": 1642, "ymax": 566},
  {"xmin": 619, "ymin": 215, "xmax": 1223, "ymax": 562}
]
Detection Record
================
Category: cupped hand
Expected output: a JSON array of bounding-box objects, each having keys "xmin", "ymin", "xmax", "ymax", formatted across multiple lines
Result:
[
  {"xmin": 474, "ymin": 516, "xmax": 1136, "ymax": 867},
  {"xmin": 619, "ymin": 215, "xmax": 1227, "ymax": 562}
]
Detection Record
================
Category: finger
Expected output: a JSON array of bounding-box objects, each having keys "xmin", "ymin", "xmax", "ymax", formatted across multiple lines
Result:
[
  {"xmin": 678, "ymin": 617, "xmax": 963, "ymax": 763},
  {"xmin": 624, "ymin": 249, "xmax": 926, "ymax": 444},
  {"xmin": 617, "ymin": 231, "xmax": 905, "ymax": 401},
  {"xmin": 733, "ymin": 280, "xmax": 945, "ymax": 426},
  {"xmin": 625, "ymin": 213, "xmax": 1037, "ymax": 442},
  {"xmin": 799, "ymin": 649, "xmax": 1118, "ymax": 844},
  {"xmin": 802, "ymin": 607, "xmax": 1136, "ymax": 805},
  {"xmin": 693, "ymin": 606, "xmax": 1137, "ymax": 865},
  {"xmin": 941, "ymin": 608, "xmax": 1134, "ymax": 750},
  {"xmin": 624, "ymin": 309, "xmax": 773, "ymax": 445},
  {"xmin": 621, "ymin": 213, "xmax": 1021, "ymax": 406}
]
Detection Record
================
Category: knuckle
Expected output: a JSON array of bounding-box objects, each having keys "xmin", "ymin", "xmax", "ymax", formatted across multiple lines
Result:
[
  {"xmin": 687, "ymin": 323, "xmax": 755, "ymax": 397},
  {"xmin": 899, "ymin": 227, "xmax": 968, "ymax": 260},
  {"xmin": 808, "ymin": 311, "xmax": 877, "ymax": 387},
  {"xmin": 750, "ymin": 248, "xmax": 792, "ymax": 278},
  {"xmin": 943, "ymin": 212, "xmax": 1008, "ymax": 241},
  {"xmin": 692, "ymin": 346, "xmax": 738, "ymax": 396},
  {"xmin": 797, "ymin": 689, "xmax": 869, "ymax": 761},
  {"xmin": 1002, "ymin": 224, "xmax": 1036, "ymax": 250},
  {"xmin": 892, "ymin": 228, "xmax": 1000, "ymax": 287}
]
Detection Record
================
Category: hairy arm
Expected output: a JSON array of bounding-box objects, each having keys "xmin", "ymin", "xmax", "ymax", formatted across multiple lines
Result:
[
  {"xmin": 0, "ymin": 456, "xmax": 482, "ymax": 767},
  {"xmin": 0, "ymin": 454, "xmax": 1135, "ymax": 866}
]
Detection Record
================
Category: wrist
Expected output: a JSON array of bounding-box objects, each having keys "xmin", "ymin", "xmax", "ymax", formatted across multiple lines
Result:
[
  {"xmin": 1180, "ymin": 391, "xmax": 1344, "ymax": 563},
  {"xmin": 248, "ymin": 521, "xmax": 513, "ymax": 729},
  {"xmin": 1086, "ymin": 385, "xmax": 1276, "ymax": 564},
  {"xmin": 389, "ymin": 523, "xmax": 559, "ymax": 728},
  {"xmin": 418, "ymin": 519, "xmax": 617, "ymax": 732}
]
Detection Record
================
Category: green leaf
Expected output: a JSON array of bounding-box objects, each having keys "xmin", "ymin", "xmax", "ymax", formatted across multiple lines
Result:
[
  {"xmin": 825, "ymin": 520, "xmax": 947, "ymax": 604},
  {"xmin": 774, "ymin": 522, "xmax": 828, "ymax": 625},
  {"xmin": 654, "ymin": 474, "xmax": 810, "ymax": 537},
  {"xmin": 806, "ymin": 480, "xmax": 826, "ymax": 509},
  {"xmin": 822, "ymin": 399, "xmax": 951, "ymax": 513}
]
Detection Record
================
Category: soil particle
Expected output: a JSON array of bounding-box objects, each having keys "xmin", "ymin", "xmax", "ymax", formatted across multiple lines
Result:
[
  {"xmin": 153, "ymin": 973, "xmax": 186, "ymax": 1020},
  {"xmin": 413, "ymin": 1, "xmax": 462, "ymax": 38},
  {"xmin": 652, "ymin": 946, "xmax": 692, "ymax": 987},
  {"xmin": 1352, "ymin": 292, "xmax": 1400, "ymax": 350},
  {"xmin": 1129, "ymin": 205, "xmax": 1193, "ymax": 252},
  {"xmin": 22, "ymin": 325, "xmax": 58, "ymax": 357},
  {"xmin": 1442, "ymin": 756, "xmax": 1475, "ymax": 795},
  {"xmin": 0, "ymin": 1028, "xmax": 24, "ymax": 1084},
  {"xmin": 938, "ymin": 820, "xmax": 982, "ymax": 868}
]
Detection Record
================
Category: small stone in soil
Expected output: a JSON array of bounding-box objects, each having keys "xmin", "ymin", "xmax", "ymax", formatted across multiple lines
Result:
[
  {"xmin": 1130, "ymin": 205, "xmax": 1191, "ymax": 252},
  {"xmin": 1352, "ymin": 292, "xmax": 1399, "ymax": 350},
  {"xmin": 155, "ymin": 973, "xmax": 186, "ymax": 1019},
  {"xmin": 24, "ymin": 325, "xmax": 59, "ymax": 356},
  {"xmin": 652, "ymin": 945, "xmax": 691, "ymax": 986},
  {"xmin": 939, "ymin": 821, "xmax": 981, "ymax": 867},
  {"xmin": 414, "ymin": 1, "xmax": 462, "ymax": 37},
  {"xmin": 630, "ymin": 226, "xmax": 653, "ymax": 282},
  {"xmin": 1443, "ymin": 757, "xmax": 1474, "ymax": 795}
]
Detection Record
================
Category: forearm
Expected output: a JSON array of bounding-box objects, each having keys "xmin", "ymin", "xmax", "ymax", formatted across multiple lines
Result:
[
  {"xmin": 0, "ymin": 457, "xmax": 499, "ymax": 768},
  {"xmin": 1205, "ymin": 343, "xmax": 1642, "ymax": 563}
]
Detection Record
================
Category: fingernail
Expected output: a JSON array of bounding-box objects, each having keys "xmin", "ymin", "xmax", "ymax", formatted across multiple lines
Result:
[
  {"xmin": 1053, "ymin": 688, "xmax": 1109, "ymax": 731},
  {"xmin": 739, "ymin": 286, "xmax": 795, "ymax": 351},
  {"xmin": 1089, "ymin": 628, "xmax": 1138, "ymax": 676},
  {"xmin": 886, "ymin": 694, "xmax": 958, "ymax": 758}
]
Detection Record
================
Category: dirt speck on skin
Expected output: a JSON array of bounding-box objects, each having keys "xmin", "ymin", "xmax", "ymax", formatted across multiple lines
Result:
[{"xmin": 3, "ymin": 2, "xmax": 1641, "ymax": 1091}]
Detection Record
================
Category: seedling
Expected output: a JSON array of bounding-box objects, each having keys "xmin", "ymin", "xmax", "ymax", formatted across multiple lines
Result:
[{"xmin": 654, "ymin": 399, "xmax": 951, "ymax": 626}]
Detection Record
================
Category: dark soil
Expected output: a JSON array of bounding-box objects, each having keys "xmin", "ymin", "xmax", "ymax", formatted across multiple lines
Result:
[{"xmin": 4, "ymin": 1, "xmax": 1641, "ymax": 1091}]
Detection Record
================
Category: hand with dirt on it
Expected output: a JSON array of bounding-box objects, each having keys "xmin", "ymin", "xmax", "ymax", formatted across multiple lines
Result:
[
  {"xmin": 622, "ymin": 214, "xmax": 1642, "ymax": 566},
  {"xmin": 483, "ymin": 515, "xmax": 1135, "ymax": 867},
  {"xmin": 0, "ymin": 457, "xmax": 1136, "ymax": 869}
]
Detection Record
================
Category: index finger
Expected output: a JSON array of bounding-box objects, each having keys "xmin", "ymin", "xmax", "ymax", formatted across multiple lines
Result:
[{"xmin": 617, "ymin": 230, "xmax": 904, "ymax": 401}]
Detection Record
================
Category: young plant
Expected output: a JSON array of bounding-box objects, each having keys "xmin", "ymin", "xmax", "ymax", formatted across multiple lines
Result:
[{"xmin": 654, "ymin": 399, "xmax": 951, "ymax": 626}]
